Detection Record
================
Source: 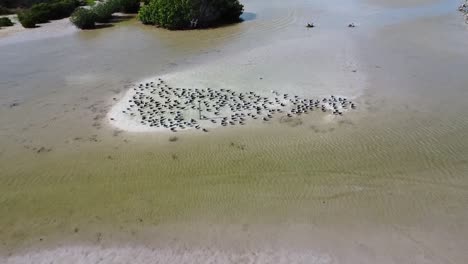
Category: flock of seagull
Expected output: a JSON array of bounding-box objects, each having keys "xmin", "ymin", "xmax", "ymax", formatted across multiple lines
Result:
[{"xmin": 112, "ymin": 78, "xmax": 357, "ymax": 133}]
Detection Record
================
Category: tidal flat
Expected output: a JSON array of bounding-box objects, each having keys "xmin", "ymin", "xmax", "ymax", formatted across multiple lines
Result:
[{"xmin": 1, "ymin": 0, "xmax": 468, "ymax": 263}]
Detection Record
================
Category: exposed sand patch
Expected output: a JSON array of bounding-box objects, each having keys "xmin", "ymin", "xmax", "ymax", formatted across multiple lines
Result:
[
  {"xmin": 108, "ymin": 77, "xmax": 357, "ymax": 133},
  {"xmin": 108, "ymin": 33, "xmax": 365, "ymax": 133},
  {"xmin": 0, "ymin": 15, "xmax": 23, "ymax": 38},
  {"xmin": 1, "ymin": 245, "xmax": 332, "ymax": 264}
]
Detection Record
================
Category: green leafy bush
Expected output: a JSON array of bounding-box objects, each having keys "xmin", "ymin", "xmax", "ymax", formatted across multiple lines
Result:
[
  {"xmin": 48, "ymin": 0, "xmax": 79, "ymax": 19},
  {"xmin": 28, "ymin": 3, "xmax": 51, "ymax": 23},
  {"xmin": 0, "ymin": 0, "xmax": 56, "ymax": 9},
  {"xmin": 93, "ymin": 1, "xmax": 118, "ymax": 22},
  {"xmin": 138, "ymin": 0, "xmax": 190, "ymax": 29},
  {"xmin": 17, "ymin": 0, "xmax": 79, "ymax": 28},
  {"xmin": 218, "ymin": 0, "xmax": 243, "ymax": 22},
  {"xmin": 0, "ymin": 16, "xmax": 14, "ymax": 27},
  {"xmin": 70, "ymin": 7, "xmax": 95, "ymax": 29},
  {"xmin": 118, "ymin": 0, "xmax": 139, "ymax": 13},
  {"xmin": 137, "ymin": 2, "xmax": 154, "ymax": 24},
  {"xmin": 70, "ymin": 0, "xmax": 141, "ymax": 29},
  {"xmin": 138, "ymin": 0, "xmax": 243, "ymax": 29},
  {"xmin": 17, "ymin": 11, "xmax": 37, "ymax": 27},
  {"xmin": 92, "ymin": 0, "xmax": 140, "ymax": 23},
  {"xmin": 0, "ymin": 6, "xmax": 13, "ymax": 15}
]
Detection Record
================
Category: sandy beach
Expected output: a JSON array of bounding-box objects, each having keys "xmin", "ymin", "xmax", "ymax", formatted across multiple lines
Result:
[{"xmin": 1, "ymin": 0, "xmax": 468, "ymax": 263}]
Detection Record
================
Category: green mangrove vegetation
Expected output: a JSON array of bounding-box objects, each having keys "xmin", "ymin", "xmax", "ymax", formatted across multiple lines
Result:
[
  {"xmin": 0, "ymin": 0, "xmax": 77, "ymax": 15},
  {"xmin": 138, "ymin": 0, "xmax": 244, "ymax": 29},
  {"xmin": 70, "ymin": 0, "xmax": 140, "ymax": 29},
  {"xmin": 17, "ymin": 0, "xmax": 80, "ymax": 28},
  {"xmin": 0, "ymin": 16, "xmax": 14, "ymax": 27},
  {"xmin": 0, "ymin": 0, "xmax": 52, "ymax": 9},
  {"xmin": 69, "ymin": 6, "xmax": 95, "ymax": 28},
  {"xmin": 0, "ymin": 6, "xmax": 13, "ymax": 15}
]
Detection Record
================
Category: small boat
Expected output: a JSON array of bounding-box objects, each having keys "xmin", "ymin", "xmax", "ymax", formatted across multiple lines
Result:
[{"xmin": 306, "ymin": 23, "xmax": 314, "ymax": 28}]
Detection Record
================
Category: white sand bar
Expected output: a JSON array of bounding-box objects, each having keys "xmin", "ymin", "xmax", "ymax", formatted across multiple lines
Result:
[
  {"xmin": 108, "ymin": 35, "xmax": 364, "ymax": 133},
  {"xmin": 2, "ymin": 246, "xmax": 332, "ymax": 264}
]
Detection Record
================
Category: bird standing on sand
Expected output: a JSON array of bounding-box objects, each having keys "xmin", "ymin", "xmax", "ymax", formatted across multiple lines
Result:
[{"xmin": 120, "ymin": 78, "xmax": 357, "ymax": 132}]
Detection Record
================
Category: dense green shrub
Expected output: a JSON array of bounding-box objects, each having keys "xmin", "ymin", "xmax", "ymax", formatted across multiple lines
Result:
[
  {"xmin": 17, "ymin": 0, "xmax": 79, "ymax": 28},
  {"xmin": 137, "ymin": 3, "xmax": 153, "ymax": 24},
  {"xmin": 30, "ymin": 0, "xmax": 78, "ymax": 20},
  {"xmin": 0, "ymin": 16, "xmax": 14, "ymax": 26},
  {"xmin": 218, "ymin": 0, "xmax": 243, "ymax": 22},
  {"xmin": 70, "ymin": 7, "xmax": 95, "ymax": 28},
  {"xmin": 0, "ymin": 0, "xmax": 58, "ymax": 9},
  {"xmin": 138, "ymin": 0, "xmax": 243, "ymax": 29},
  {"xmin": 92, "ymin": 0, "xmax": 141, "ymax": 23},
  {"xmin": 93, "ymin": 1, "xmax": 117, "ymax": 22},
  {"xmin": 49, "ymin": 0, "xmax": 79, "ymax": 19},
  {"xmin": 28, "ymin": 3, "xmax": 51, "ymax": 23},
  {"xmin": 70, "ymin": 0, "xmax": 141, "ymax": 29},
  {"xmin": 1, "ymin": 0, "xmax": 35, "ymax": 9},
  {"xmin": 138, "ymin": 0, "xmax": 190, "ymax": 28},
  {"xmin": 0, "ymin": 6, "xmax": 13, "ymax": 15},
  {"xmin": 17, "ymin": 11, "xmax": 36, "ymax": 27},
  {"xmin": 118, "ymin": 0, "xmax": 139, "ymax": 13}
]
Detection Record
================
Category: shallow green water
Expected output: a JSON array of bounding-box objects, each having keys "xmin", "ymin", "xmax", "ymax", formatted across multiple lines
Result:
[{"xmin": 1, "ymin": 0, "xmax": 468, "ymax": 258}]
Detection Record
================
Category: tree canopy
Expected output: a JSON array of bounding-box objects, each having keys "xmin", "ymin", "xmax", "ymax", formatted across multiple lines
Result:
[{"xmin": 138, "ymin": 0, "xmax": 243, "ymax": 29}]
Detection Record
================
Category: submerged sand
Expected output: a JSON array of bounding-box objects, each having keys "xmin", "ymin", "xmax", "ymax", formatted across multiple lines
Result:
[{"xmin": 1, "ymin": 0, "xmax": 468, "ymax": 263}]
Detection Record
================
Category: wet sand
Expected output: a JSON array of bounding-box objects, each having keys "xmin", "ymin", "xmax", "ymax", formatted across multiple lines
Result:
[
  {"xmin": 1, "ymin": 0, "xmax": 468, "ymax": 263},
  {"xmin": 365, "ymin": 0, "xmax": 444, "ymax": 8},
  {"xmin": 0, "ymin": 16, "xmax": 77, "ymax": 43}
]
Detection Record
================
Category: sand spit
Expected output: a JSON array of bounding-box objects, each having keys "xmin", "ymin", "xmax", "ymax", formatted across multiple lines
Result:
[
  {"xmin": 1, "ymin": 245, "xmax": 332, "ymax": 264},
  {"xmin": 108, "ymin": 77, "xmax": 357, "ymax": 133},
  {"xmin": 0, "ymin": 16, "xmax": 77, "ymax": 46},
  {"xmin": 108, "ymin": 33, "xmax": 365, "ymax": 133}
]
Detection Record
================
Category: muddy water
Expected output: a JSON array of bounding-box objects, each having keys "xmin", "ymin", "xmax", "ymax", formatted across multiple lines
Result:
[{"xmin": 1, "ymin": 0, "xmax": 468, "ymax": 262}]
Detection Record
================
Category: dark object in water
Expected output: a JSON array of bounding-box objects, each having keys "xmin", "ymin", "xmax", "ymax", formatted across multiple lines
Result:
[
  {"xmin": 306, "ymin": 23, "xmax": 314, "ymax": 28},
  {"xmin": 348, "ymin": 23, "xmax": 356, "ymax": 28}
]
